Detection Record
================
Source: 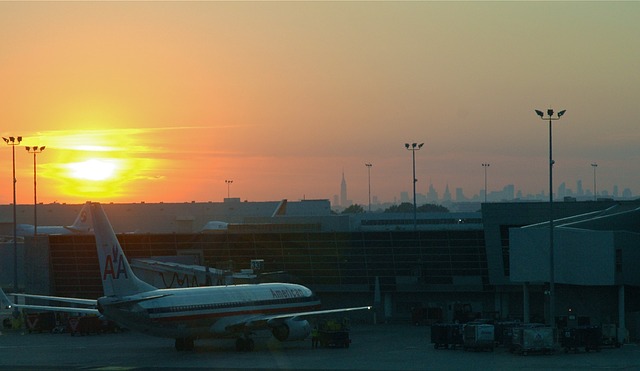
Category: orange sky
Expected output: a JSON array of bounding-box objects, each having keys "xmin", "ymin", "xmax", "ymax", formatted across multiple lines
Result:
[{"xmin": 1, "ymin": 2, "xmax": 639, "ymax": 205}]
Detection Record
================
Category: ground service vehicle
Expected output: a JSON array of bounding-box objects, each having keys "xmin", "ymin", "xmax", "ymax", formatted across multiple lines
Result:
[{"xmin": 318, "ymin": 319, "xmax": 351, "ymax": 348}]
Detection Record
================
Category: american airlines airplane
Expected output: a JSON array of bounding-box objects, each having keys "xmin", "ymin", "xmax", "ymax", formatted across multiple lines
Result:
[
  {"xmin": 200, "ymin": 199, "xmax": 288, "ymax": 233},
  {"xmin": 16, "ymin": 203, "xmax": 92, "ymax": 236},
  {"xmin": 1, "ymin": 202, "xmax": 370, "ymax": 351}
]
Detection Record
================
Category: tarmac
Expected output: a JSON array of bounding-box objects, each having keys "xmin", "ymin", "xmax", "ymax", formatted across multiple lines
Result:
[{"xmin": 1, "ymin": 322, "xmax": 639, "ymax": 371}]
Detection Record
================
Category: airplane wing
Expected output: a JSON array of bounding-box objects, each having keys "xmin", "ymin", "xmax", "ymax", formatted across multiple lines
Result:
[
  {"xmin": 6, "ymin": 304, "xmax": 99, "ymax": 315},
  {"xmin": 225, "ymin": 305, "xmax": 371, "ymax": 333},
  {"xmin": 0, "ymin": 287, "xmax": 99, "ymax": 315},
  {"xmin": 264, "ymin": 306, "xmax": 372, "ymax": 324},
  {"xmin": 11, "ymin": 293, "xmax": 97, "ymax": 306}
]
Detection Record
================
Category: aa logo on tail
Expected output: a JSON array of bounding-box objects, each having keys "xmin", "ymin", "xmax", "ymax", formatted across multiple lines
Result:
[{"xmin": 102, "ymin": 244, "xmax": 128, "ymax": 280}]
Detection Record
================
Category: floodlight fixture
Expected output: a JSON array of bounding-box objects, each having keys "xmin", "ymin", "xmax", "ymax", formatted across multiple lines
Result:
[
  {"xmin": 4, "ymin": 134, "xmax": 23, "ymax": 291},
  {"xmin": 25, "ymin": 145, "xmax": 46, "ymax": 240},
  {"xmin": 533, "ymin": 106, "xmax": 567, "ymax": 328},
  {"xmin": 404, "ymin": 141, "xmax": 424, "ymax": 230}
]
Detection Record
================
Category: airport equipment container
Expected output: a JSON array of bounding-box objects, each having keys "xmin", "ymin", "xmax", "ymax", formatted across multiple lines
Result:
[
  {"xmin": 462, "ymin": 322, "xmax": 494, "ymax": 352},
  {"xmin": 561, "ymin": 325, "xmax": 602, "ymax": 353},
  {"xmin": 66, "ymin": 316, "xmax": 119, "ymax": 336},
  {"xmin": 511, "ymin": 324, "xmax": 554, "ymax": 355},
  {"xmin": 494, "ymin": 321, "xmax": 521, "ymax": 348},
  {"xmin": 25, "ymin": 312, "xmax": 56, "ymax": 333},
  {"xmin": 600, "ymin": 324, "xmax": 622, "ymax": 348},
  {"xmin": 430, "ymin": 323, "xmax": 464, "ymax": 349},
  {"xmin": 68, "ymin": 316, "xmax": 103, "ymax": 336}
]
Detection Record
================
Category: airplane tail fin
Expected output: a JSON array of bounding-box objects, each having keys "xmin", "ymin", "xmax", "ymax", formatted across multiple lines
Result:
[
  {"xmin": 88, "ymin": 202, "xmax": 155, "ymax": 297},
  {"xmin": 65, "ymin": 203, "xmax": 93, "ymax": 233},
  {"xmin": 0, "ymin": 286, "xmax": 15, "ymax": 309},
  {"xmin": 272, "ymin": 199, "xmax": 287, "ymax": 217}
]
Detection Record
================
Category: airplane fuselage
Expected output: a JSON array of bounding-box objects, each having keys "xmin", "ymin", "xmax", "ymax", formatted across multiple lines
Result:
[
  {"xmin": 17, "ymin": 224, "xmax": 74, "ymax": 236},
  {"xmin": 98, "ymin": 282, "xmax": 320, "ymax": 339}
]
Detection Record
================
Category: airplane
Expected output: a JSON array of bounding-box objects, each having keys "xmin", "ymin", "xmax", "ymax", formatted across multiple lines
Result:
[
  {"xmin": 16, "ymin": 203, "xmax": 93, "ymax": 236},
  {"xmin": 1, "ymin": 201, "xmax": 370, "ymax": 351},
  {"xmin": 200, "ymin": 199, "xmax": 288, "ymax": 233}
]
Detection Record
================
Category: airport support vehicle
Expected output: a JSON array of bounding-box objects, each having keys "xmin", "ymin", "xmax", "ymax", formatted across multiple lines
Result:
[{"xmin": 317, "ymin": 319, "xmax": 351, "ymax": 348}]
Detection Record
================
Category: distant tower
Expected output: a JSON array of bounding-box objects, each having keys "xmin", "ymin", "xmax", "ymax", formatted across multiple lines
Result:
[
  {"xmin": 340, "ymin": 171, "xmax": 348, "ymax": 207},
  {"xmin": 558, "ymin": 182, "xmax": 566, "ymax": 199},
  {"xmin": 427, "ymin": 183, "xmax": 438, "ymax": 203},
  {"xmin": 504, "ymin": 184, "xmax": 515, "ymax": 200},
  {"xmin": 455, "ymin": 187, "xmax": 467, "ymax": 202},
  {"xmin": 577, "ymin": 180, "xmax": 584, "ymax": 197},
  {"xmin": 443, "ymin": 184, "xmax": 452, "ymax": 202}
]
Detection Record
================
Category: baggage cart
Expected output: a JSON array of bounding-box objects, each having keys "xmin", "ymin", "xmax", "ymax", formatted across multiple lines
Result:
[
  {"xmin": 430, "ymin": 323, "xmax": 464, "ymax": 350},
  {"xmin": 495, "ymin": 321, "xmax": 521, "ymax": 348},
  {"xmin": 561, "ymin": 326, "xmax": 602, "ymax": 353},
  {"xmin": 600, "ymin": 324, "xmax": 622, "ymax": 348},
  {"xmin": 511, "ymin": 324, "xmax": 554, "ymax": 355},
  {"xmin": 462, "ymin": 322, "xmax": 494, "ymax": 352}
]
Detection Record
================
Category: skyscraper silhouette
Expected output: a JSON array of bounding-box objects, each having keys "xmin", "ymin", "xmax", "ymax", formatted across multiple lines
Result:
[{"xmin": 340, "ymin": 171, "xmax": 348, "ymax": 207}]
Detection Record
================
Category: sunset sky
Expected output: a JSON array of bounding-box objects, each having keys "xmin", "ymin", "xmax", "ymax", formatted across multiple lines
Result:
[{"xmin": 1, "ymin": 1, "xmax": 638, "ymax": 206}]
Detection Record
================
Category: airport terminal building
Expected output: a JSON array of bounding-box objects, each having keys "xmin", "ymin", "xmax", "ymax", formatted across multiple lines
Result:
[{"xmin": 2, "ymin": 198, "xmax": 640, "ymax": 341}]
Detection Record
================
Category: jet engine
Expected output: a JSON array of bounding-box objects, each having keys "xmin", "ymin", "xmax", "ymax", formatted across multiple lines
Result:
[{"xmin": 271, "ymin": 318, "xmax": 311, "ymax": 342}]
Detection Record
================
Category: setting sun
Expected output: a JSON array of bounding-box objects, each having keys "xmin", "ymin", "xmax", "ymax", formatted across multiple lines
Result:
[{"xmin": 67, "ymin": 159, "xmax": 119, "ymax": 181}]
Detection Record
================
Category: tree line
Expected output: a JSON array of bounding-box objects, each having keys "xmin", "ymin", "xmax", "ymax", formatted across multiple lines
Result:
[{"xmin": 339, "ymin": 202, "xmax": 449, "ymax": 214}]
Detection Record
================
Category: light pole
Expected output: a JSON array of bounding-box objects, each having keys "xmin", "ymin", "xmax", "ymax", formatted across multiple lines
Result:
[
  {"xmin": 482, "ymin": 163, "xmax": 490, "ymax": 203},
  {"xmin": 534, "ymin": 108, "xmax": 566, "ymax": 327},
  {"xmin": 225, "ymin": 180, "xmax": 233, "ymax": 198},
  {"xmin": 26, "ymin": 146, "xmax": 46, "ymax": 238},
  {"xmin": 591, "ymin": 163, "xmax": 598, "ymax": 201},
  {"xmin": 365, "ymin": 163, "xmax": 372, "ymax": 212},
  {"xmin": 3, "ymin": 136, "xmax": 22, "ymax": 291},
  {"xmin": 405, "ymin": 142, "xmax": 423, "ymax": 231}
]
